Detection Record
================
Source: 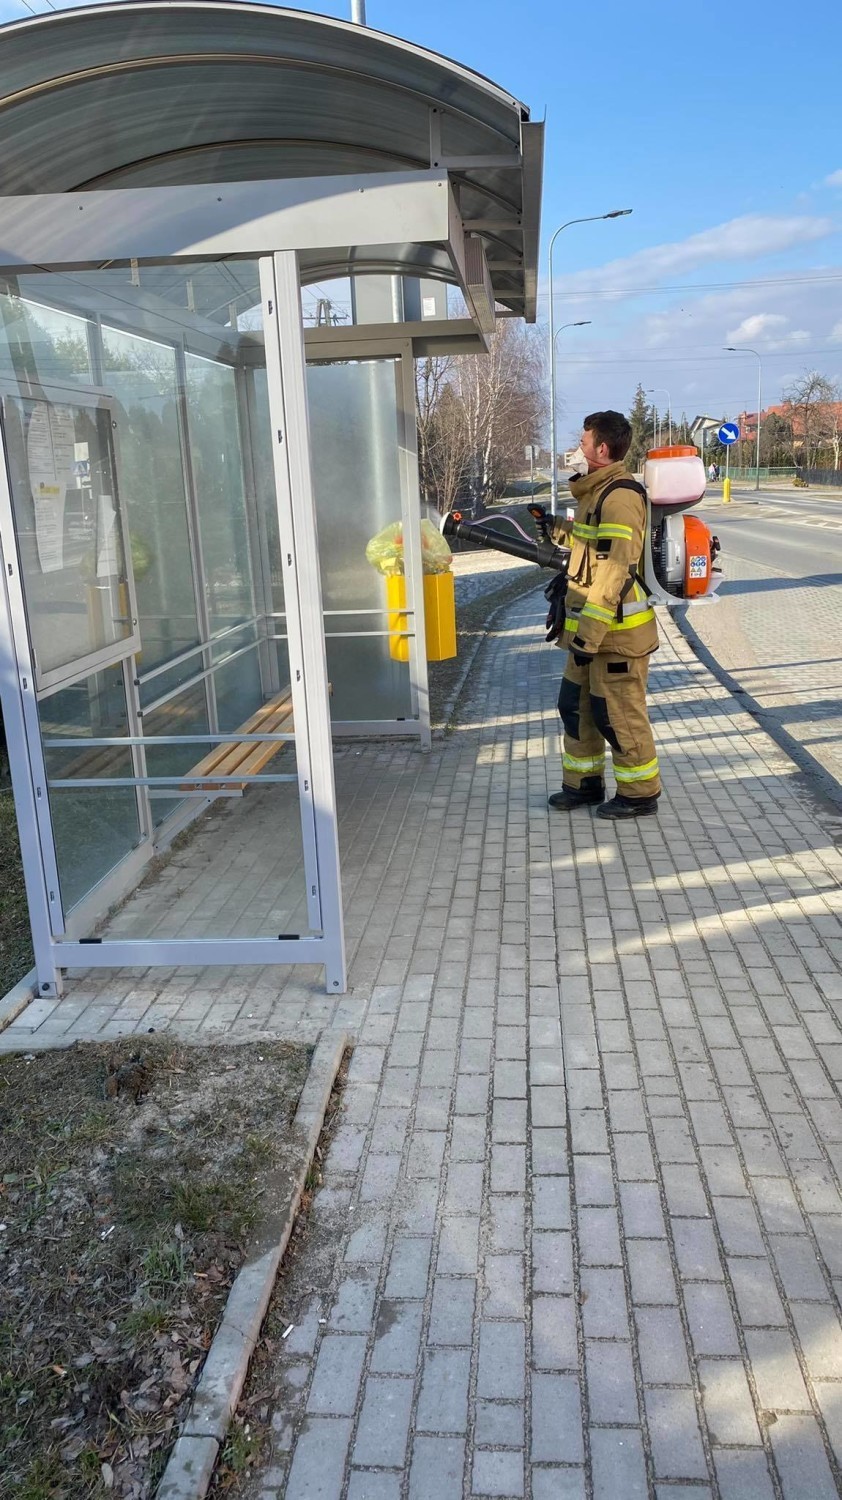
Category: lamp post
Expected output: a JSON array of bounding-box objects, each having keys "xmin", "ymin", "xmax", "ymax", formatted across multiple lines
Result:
[
  {"xmin": 555, "ymin": 320, "xmax": 592, "ymax": 347},
  {"xmin": 724, "ymin": 347, "xmax": 762, "ymax": 490},
  {"xmin": 548, "ymin": 210, "xmax": 632, "ymax": 513},
  {"xmin": 553, "ymin": 322, "xmax": 591, "ymax": 473},
  {"xmin": 646, "ymin": 388, "xmax": 672, "ymax": 445}
]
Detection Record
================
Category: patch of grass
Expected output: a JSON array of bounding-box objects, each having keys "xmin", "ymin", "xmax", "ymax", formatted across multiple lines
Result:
[
  {"xmin": 140, "ymin": 1232, "xmax": 190, "ymax": 1298},
  {"xmin": 0, "ymin": 790, "xmax": 33, "ymax": 993},
  {"xmin": 220, "ymin": 1420, "xmax": 260, "ymax": 1475},
  {"xmin": 15, "ymin": 1451, "xmax": 85, "ymax": 1500},
  {"xmin": 171, "ymin": 1178, "xmax": 258, "ymax": 1235},
  {"xmin": 0, "ymin": 1038, "xmax": 313, "ymax": 1500}
]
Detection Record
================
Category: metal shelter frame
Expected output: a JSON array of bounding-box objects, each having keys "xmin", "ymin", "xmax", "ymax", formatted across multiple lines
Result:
[{"xmin": 0, "ymin": 3, "xmax": 542, "ymax": 1001}]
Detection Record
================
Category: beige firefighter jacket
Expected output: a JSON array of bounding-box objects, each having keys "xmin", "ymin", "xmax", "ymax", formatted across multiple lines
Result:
[{"xmin": 551, "ymin": 461, "xmax": 659, "ymax": 659}]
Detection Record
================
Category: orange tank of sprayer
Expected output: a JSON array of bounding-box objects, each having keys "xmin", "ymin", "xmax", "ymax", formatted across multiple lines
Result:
[{"xmin": 640, "ymin": 446, "xmax": 722, "ymax": 606}]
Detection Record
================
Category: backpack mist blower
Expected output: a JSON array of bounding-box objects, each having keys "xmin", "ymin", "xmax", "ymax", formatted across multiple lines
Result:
[{"xmin": 440, "ymin": 445, "xmax": 722, "ymax": 632}]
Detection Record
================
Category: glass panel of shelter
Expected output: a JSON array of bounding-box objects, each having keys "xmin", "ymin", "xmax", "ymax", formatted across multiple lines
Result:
[
  {"xmin": 251, "ymin": 352, "xmax": 419, "ymax": 729},
  {"xmin": 307, "ymin": 357, "xmax": 414, "ymax": 725},
  {"xmin": 0, "ymin": 263, "xmax": 314, "ymax": 942}
]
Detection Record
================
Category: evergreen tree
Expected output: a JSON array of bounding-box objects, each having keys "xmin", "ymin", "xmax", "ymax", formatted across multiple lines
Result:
[{"xmin": 627, "ymin": 384, "xmax": 654, "ymax": 472}]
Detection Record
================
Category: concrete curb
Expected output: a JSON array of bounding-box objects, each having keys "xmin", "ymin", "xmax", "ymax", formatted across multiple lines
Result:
[
  {"xmin": 434, "ymin": 572, "xmax": 544, "ymax": 736},
  {"xmin": 0, "ymin": 967, "xmax": 36, "ymax": 1034},
  {"xmin": 155, "ymin": 1028, "xmax": 349, "ymax": 1500}
]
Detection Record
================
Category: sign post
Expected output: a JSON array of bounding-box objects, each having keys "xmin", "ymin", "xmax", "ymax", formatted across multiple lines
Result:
[
  {"xmin": 525, "ymin": 444, "xmax": 535, "ymax": 495},
  {"xmin": 717, "ymin": 422, "xmax": 739, "ymax": 503}
]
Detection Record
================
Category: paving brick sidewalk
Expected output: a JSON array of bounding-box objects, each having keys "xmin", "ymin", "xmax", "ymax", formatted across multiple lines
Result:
[
  {"xmin": 5, "ymin": 595, "xmax": 842, "ymax": 1498},
  {"xmin": 685, "ymin": 546, "xmax": 842, "ymax": 799}
]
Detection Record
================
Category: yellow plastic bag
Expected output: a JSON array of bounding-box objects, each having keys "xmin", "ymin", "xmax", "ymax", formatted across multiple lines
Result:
[{"xmin": 365, "ymin": 518, "xmax": 452, "ymax": 577}]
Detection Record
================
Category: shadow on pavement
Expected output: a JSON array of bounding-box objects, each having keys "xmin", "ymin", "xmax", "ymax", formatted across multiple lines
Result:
[{"xmin": 717, "ymin": 572, "xmax": 842, "ymax": 596}]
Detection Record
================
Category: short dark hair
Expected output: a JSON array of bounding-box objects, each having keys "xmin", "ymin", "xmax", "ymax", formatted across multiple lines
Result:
[{"xmin": 584, "ymin": 410, "xmax": 632, "ymax": 461}]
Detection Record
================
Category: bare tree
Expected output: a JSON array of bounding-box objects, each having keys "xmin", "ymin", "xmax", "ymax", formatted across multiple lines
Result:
[
  {"xmin": 416, "ymin": 355, "xmax": 458, "ymax": 507},
  {"xmin": 782, "ymin": 370, "xmax": 841, "ymax": 469},
  {"xmin": 831, "ymin": 411, "xmax": 842, "ymax": 471},
  {"xmin": 416, "ymin": 321, "xmax": 546, "ymax": 511}
]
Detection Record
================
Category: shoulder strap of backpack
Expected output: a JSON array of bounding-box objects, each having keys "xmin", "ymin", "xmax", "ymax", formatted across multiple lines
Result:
[
  {"xmin": 593, "ymin": 479, "xmax": 650, "ymax": 622},
  {"xmin": 592, "ymin": 477, "xmax": 647, "ymax": 525}
]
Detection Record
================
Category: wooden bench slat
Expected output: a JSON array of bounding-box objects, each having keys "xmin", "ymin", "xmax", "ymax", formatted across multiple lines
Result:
[
  {"xmin": 49, "ymin": 686, "xmax": 307, "ymax": 797},
  {"xmin": 184, "ymin": 692, "xmax": 294, "ymax": 784},
  {"xmin": 214, "ymin": 708, "xmax": 296, "ymax": 789},
  {"xmin": 182, "ymin": 690, "xmax": 297, "ymax": 791}
]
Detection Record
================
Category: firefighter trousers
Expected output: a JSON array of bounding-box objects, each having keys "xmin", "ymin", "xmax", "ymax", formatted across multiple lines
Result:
[{"xmin": 557, "ymin": 653, "xmax": 661, "ymax": 801}]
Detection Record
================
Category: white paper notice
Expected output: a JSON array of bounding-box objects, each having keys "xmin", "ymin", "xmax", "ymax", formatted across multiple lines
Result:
[
  {"xmin": 49, "ymin": 406, "xmax": 76, "ymax": 486},
  {"xmin": 32, "ymin": 485, "xmax": 65, "ymax": 573},
  {"xmin": 27, "ymin": 403, "xmax": 77, "ymax": 574},
  {"xmin": 96, "ymin": 493, "xmax": 119, "ymax": 578}
]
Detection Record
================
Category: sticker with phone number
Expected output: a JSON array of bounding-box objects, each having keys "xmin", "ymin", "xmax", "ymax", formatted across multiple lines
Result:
[{"xmin": 688, "ymin": 555, "xmax": 707, "ymax": 578}]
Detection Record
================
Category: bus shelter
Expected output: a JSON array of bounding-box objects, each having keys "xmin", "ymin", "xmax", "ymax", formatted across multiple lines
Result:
[{"xmin": 0, "ymin": 2, "xmax": 542, "ymax": 999}]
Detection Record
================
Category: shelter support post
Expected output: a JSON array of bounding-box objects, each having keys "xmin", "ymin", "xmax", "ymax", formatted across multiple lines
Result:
[
  {"xmin": 262, "ymin": 252, "xmax": 346, "ymax": 993},
  {"xmin": 0, "ymin": 479, "xmax": 63, "ymax": 996}
]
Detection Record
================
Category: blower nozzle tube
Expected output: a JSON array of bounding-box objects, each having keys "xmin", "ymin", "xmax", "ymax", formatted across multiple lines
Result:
[{"xmin": 441, "ymin": 511, "xmax": 570, "ymax": 574}]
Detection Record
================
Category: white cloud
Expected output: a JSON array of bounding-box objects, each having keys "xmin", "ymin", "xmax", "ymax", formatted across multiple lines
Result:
[
  {"xmin": 726, "ymin": 313, "xmax": 787, "ymax": 341},
  {"xmin": 557, "ymin": 214, "xmax": 836, "ymax": 298},
  {"xmin": 723, "ymin": 313, "xmax": 810, "ymax": 349},
  {"xmin": 825, "ymin": 170, "xmax": 842, "ymax": 187}
]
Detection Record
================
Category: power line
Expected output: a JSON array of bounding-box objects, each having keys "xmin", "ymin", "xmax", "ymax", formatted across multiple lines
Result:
[
  {"xmin": 557, "ymin": 348, "xmax": 842, "ymax": 366},
  {"xmin": 557, "ymin": 334, "xmax": 842, "ymax": 356},
  {"xmin": 551, "ymin": 272, "xmax": 842, "ymax": 300}
]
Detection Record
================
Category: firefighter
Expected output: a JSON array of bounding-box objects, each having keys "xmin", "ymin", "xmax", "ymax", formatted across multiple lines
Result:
[{"xmin": 548, "ymin": 410, "xmax": 660, "ymax": 819}]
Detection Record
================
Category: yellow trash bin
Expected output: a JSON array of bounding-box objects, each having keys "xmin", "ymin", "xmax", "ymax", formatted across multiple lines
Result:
[
  {"xmin": 386, "ymin": 573, "xmax": 456, "ymax": 663},
  {"xmin": 423, "ymin": 571, "xmax": 457, "ymax": 661}
]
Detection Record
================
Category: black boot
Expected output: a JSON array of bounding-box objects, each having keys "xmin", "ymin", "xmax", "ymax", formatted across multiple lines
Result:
[
  {"xmin": 596, "ymin": 793, "xmax": 659, "ymax": 820},
  {"xmin": 548, "ymin": 776, "xmax": 605, "ymax": 811}
]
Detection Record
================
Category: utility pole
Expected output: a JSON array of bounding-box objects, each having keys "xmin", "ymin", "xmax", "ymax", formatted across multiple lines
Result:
[
  {"xmin": 725, "ymin": 347, "xmax": 763, "ymax": 491},
  {"xmin": 647, "ymin": 388, "xmax": 672, "ymax": 445}
]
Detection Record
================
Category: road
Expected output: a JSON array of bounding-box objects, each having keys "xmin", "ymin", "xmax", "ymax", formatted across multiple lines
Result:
[{"xmin": 681, "ymin": 488, "xmax": 842, "ymax": 804}]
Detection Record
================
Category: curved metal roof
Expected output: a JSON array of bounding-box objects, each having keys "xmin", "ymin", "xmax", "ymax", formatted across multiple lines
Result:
[{"xmin": 0, "ymin": 1, "xmax": 542, "ymax": 318}]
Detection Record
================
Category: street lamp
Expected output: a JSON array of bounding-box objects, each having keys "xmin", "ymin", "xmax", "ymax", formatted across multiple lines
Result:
[
  {"xmin": 724, "ymin": 347, "xmax": 762, "ymax": 490},
  {"xmin": 548, "ymin": 210, "xmax": 632, "ymax": 513},
  {"xmin": 646, "ymin": 388, "xmax": 672, "ymax": 446},
  {"xmin": 555, "ymin": 319, "xmax": 592, "ymax": 347}
]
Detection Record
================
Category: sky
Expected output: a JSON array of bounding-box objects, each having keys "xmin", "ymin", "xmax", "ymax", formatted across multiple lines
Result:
[{"xmin": 3, "ymin": 0, "xmax": 842, "ymax": 447}]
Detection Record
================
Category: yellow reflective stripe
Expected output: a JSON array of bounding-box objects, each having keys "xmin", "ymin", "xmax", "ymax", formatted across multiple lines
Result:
[
  {"xmin": 608, "ymin": 607, "xmax": 655, "ymax": 632},
  {"xmin": 581, "ymin": 603, "xmax": 615, "ymax": 624},
  {"xmin": 572, "ymin": 522, "xmax": 598, "ymax": 539},
  {"xmin": 563, "ymin": 753, "xmax": 606, "ymax": 773},
  {"xmin": 597, "ymin": 523, "xmax": 633, "ymax": 540},
  {"xmin": 563, "ymin": 619, "xmax": 578, "ymax": 633},
  {"xmin": 615, "ymin": 758, "xmax": 659, "ymax": 783}
]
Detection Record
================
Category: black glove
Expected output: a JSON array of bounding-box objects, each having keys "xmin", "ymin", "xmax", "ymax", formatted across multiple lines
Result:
[
  {"xmin": 571, "ymin": 650, "xmax": 593, "ymax": 668},
  {"xmin": 528, "ymin": 504, "xmax": 552, "ymax": 539},
  {"xmin": 543, "ymin": 572, "xmax": 568, "ymax": 644}
]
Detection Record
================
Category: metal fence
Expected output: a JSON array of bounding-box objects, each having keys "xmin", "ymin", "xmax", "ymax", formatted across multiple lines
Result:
[
  {"xmin": 799, "ymin": 468, "xmax": 842, "ymax": 487},
  {"xmin": 726, "ymin": 466, "xmax": 842, "ymax": 485},
  {"xmin": 724, "ymin": 467, "xmax": 796, "ymax": 481}
]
